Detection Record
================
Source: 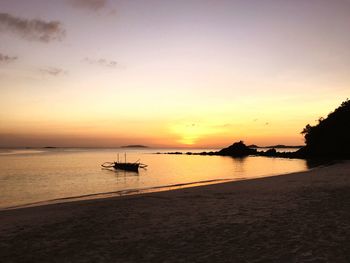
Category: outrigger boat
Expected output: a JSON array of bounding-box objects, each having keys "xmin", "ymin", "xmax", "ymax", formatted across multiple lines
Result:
[{"xmin": 101, "ymin": 154, "xmax": 147, "ymax": 172}]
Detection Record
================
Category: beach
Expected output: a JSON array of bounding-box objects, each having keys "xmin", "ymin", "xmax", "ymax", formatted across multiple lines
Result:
[{"xmin": 0, "ymin": 161, "xmax": 349, "ymax": 262}]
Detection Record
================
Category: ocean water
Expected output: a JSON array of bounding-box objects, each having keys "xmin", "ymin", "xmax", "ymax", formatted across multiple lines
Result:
[{"xmin": 0, "ymin": 148, "xmax": 308, "ymax": 209}]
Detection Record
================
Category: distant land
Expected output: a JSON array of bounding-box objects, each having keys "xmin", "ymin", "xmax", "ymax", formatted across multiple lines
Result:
[
  {"xmin": 121, "ymin": 145, "xmax": 148, "ymax": 148},
  {"xmin": 248, "ymin": 145, "xmax": 304, "ymax": 149},
  {"xmin": 266, "ymin": 145, "xmax": 304, "ymax": 149}
]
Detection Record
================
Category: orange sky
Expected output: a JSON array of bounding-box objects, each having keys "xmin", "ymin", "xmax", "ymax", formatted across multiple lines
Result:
[{"xmin": 1, "ymin": 1, "xmax": 349, "ymax": 148}]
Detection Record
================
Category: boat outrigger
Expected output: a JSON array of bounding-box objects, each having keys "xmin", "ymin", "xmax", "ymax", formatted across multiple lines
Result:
[{"xmin": 101, "ymin": 154, "xmax": 147, "ymax": 172}]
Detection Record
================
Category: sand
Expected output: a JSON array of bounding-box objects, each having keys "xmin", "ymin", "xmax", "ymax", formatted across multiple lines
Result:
[{"xmin": 0, "ymin": 161, "xmax": 350, "ymax": 262}]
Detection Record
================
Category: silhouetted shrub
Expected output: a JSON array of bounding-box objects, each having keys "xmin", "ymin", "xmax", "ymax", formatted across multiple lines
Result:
[{"xmin": 299, "ymin": 99, "xmax": 350, "ymax": 158}]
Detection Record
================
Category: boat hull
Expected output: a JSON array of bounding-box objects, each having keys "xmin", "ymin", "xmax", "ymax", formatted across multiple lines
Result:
[{"xmin": 114, "ymin": 163, "xmax": 140, "ymax": 172}]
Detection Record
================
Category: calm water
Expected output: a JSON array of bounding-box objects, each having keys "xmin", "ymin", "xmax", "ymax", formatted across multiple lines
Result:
[{"xmin": 0, "ymin": 148, "xmax": 308, "ymax": 209}]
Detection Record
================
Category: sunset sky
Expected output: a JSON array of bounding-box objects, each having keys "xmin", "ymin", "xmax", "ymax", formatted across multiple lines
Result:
[{"xmin": 0, "ymin": 0, "xmax": 349, "ymax": 148}]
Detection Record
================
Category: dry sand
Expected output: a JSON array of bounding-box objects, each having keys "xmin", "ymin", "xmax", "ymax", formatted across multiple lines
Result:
[{"xmin": 0, "ymin": 161, "xmax": 350, "ymax": 262}]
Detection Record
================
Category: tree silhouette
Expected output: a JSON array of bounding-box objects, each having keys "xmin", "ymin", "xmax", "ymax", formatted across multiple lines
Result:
[{"xmin": 300, "ymin": 99, "xmax": 350, "ymax": 158}]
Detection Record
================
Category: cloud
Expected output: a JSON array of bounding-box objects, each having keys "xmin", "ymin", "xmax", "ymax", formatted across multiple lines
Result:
[
  {"xmin": 0, "ymin": 13, "xmax": 65, "ymax": 42},
  {"xmin": 40, "ymin": 67, "xmax": 68, "ymax": 76},
  {"xmin": 68, "ymin": 0, "xmax": 107, "ymax": 11},
  {"xmin": 0, "ymin": 53, "xmax": 17, "ymax": 64},
  {"xmin": 83, "ymin": 57, "xmax": 118, "ymax": 68}
]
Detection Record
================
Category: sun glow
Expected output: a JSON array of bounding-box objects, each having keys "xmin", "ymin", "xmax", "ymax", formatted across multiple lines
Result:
[{"xmin": 169, "ymin": 122, "xmax": 229, "ymax": 146}]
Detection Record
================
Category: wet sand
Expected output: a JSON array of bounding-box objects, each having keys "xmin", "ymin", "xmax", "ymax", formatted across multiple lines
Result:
[{"xmin": 0, "ymin": 161, "xmax": 350, "ymax": 262}]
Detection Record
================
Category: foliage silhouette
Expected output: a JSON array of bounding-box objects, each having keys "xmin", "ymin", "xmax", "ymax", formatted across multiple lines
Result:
[{"xmin": 298, "ymin": 99, "xmax": 350, "ymax": 158}]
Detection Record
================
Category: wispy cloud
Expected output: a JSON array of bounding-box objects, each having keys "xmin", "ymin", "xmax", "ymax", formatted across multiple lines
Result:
[
  {"xmin": 68, "ymin": 0, "xmax": 107, "ymax": 11},
  {"xmin": 83, "ymin": 57, "xmax": 118, "ymax": 68},
  {"xmin": 39, "ymin": 67, "xmax": 68, "ymax": 76},
  {"xmin": 0, "ymin": 53, "xmax": 17, "ymax": 64},
  {"xmin": 0, "ymin": 13, "xmax": 65, "ymax": 42}
]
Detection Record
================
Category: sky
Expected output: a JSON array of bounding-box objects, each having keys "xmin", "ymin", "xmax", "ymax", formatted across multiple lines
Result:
[{"xmin": 0, "ymin": 0, "xmax": 349, "ymax": 148}]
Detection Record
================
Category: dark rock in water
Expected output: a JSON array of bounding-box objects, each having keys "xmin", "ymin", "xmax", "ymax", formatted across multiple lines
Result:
[
  {"xmin": 121, "ymin": 145, "xmax": 148, "ymax": 148},
  {"xmin": 218, "ymin": 141, "xmax": 257, "ymax": 157},
  {"xmin": 199, "ymin": 151, "xmax": 215, "ymax": 155},
  {"xmin": 265, "ymin": 145, "xmax": 303, "ymax": 149},
  {"xmin": 265, "ymin": 148, "xmax": 277, "ymax": 156},
  {"xmin": 294, "ymin": 146, "xmax": 308, "ymax": 158}
]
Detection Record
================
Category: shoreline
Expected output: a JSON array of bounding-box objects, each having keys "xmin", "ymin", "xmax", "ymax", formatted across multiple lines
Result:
[
  {"xmin": 1, "ymin": 161, "xmax": 349, "ymax": 262},
  {"xmin": 1, "ymin": 178, "xmax": 234, "ymax": 211},
  {"xmin": 1, "ymin": 159, "xmax": 314, "ymax": 211}
]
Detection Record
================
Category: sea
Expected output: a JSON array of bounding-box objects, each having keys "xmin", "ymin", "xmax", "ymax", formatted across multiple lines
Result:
[{"xmin": 0, "ymin": 147, "xmax": 309, "ymax": 209}]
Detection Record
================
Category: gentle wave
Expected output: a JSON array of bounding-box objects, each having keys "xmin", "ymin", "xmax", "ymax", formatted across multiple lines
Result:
[
  {"xmin": 1, "ymin": 178, "xmax": 233, "ymax": 210},
  {"xmin": 0, "ymin": 150, "xmax": 46, "ymax": 156}
]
